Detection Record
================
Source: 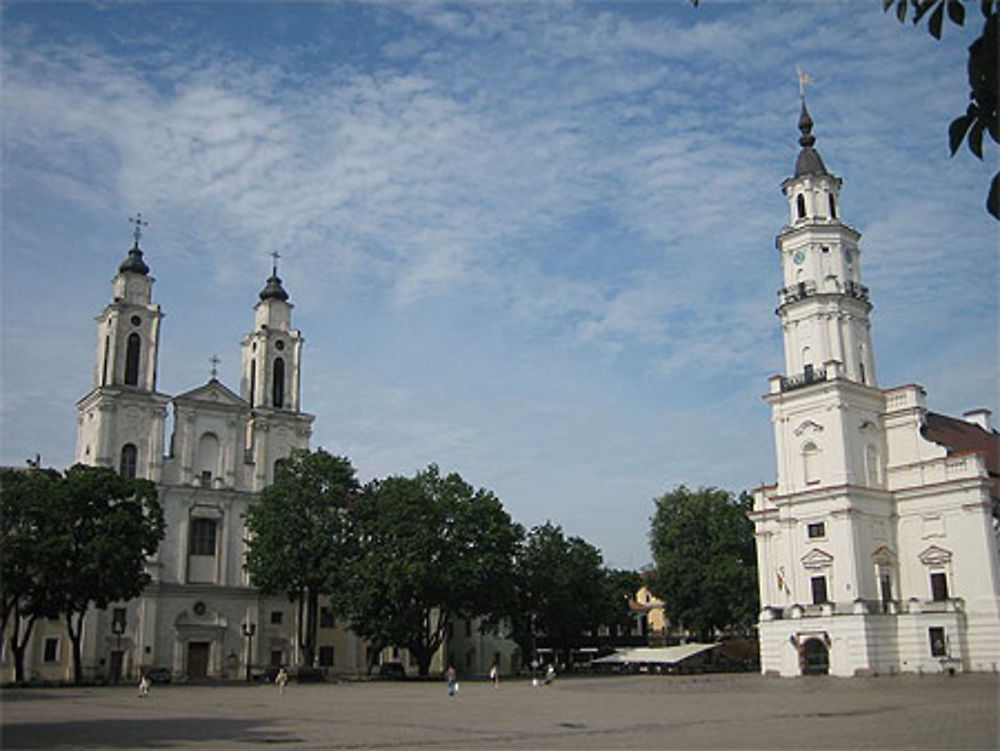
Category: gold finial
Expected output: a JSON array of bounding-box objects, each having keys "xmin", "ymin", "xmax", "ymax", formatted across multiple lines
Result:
[{"xmin": 796, "ymin": 67, "xmax": 813, "ymax": 102}]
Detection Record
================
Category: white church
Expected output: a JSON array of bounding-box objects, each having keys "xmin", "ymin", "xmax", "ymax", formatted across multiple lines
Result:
[
  {"xmin": 69, "ymin": 234, "xmax": 318, "ymax": 681},
  {"xmin": 751, "ymin": 103, "xmax": 1000, "ymax": 676}
]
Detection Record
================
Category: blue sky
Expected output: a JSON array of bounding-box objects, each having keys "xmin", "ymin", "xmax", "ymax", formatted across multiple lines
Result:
[{"xmin": 2, "ymin": 1, "xmax": 997, "ymax": 570}]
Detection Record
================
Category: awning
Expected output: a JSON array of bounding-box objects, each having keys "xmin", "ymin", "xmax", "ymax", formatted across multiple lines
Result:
[{"xmin": 591, "ymin": 643, "xmax": 718, "ymax": 664}]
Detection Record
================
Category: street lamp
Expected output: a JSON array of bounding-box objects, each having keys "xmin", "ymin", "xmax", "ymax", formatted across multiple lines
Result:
[
  {"xmin": 242, "ymin": 622, "xmax": 256, "ymax": 683},
  {"xmin": 111, "ymin": 617, "xmax": 126, "ymax": 684}
]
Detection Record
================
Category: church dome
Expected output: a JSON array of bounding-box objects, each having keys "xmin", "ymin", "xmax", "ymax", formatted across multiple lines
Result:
[
  {"xmin": 259, "ymin": 273, "xmax": 289, "ymax": 302},
  {"xmin": 119, "ymin": 246, "xmax": 150, "ymax": 275}
]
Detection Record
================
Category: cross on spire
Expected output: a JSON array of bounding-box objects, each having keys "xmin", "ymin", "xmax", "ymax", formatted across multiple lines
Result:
[
  {"xmin": 209, "ymin": 354, "xmax": 220, "ymax": 380},
  {"xmin": 270, "ymin": 250, "xmax": 281, "ymax": 276},
  {"xmin": 128, "ymin": 213, "xmax": 148, "ymax": 248}
]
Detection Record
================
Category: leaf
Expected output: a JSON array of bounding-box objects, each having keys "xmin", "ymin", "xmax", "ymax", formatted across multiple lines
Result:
[
  {"xmin": 947, "ymin": 0, "xmax": 965, "ymax": 25},
  {"xmin": 929, "ymin": 2, "xmax": 945, "ymax": 38},
  {"xmin": 969, "ymin": 120, "xmax": 985, "ymax": 158},
  {"xmin": 987, "ymin": 172, "xmax": 999, "ymax": 221},
  {"xmin": 949, "ymin": 113, "xmax": 974, "ymax": 155}
]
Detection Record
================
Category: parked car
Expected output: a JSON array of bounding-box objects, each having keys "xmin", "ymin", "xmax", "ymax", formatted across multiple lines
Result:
[
  {"xmin": 377, "ymin": 662, "xmax": 406, "ymax": 680},
  {"xmin": 144, "ymin": 667, "xmax": 171, "ymax": 684}
]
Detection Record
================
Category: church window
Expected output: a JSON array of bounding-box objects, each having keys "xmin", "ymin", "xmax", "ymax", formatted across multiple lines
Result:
[
  {"xmin": 807, "ymin": 522, "xmax": 826, "ymax": 539},
  {"xmin": 102, "ymin": 335, "xmax": 110, "ymax": 386},
  {"xmin": 796, "ymin": 194, "xmax": 806, "ymax": 219},
  {"xmin": 319, "ymin": 646, "xmax": 335, "ymax": 667},
  {"xmin": 320, "ymin": 607, "xmax": 335, "ymax": 628},
  {"xmin": 930, "ymin": 572, "xmax": 949, "ymax": 601},
  {"xmin": 43, "ymin": 637, "xmax": 59, "ymax": 663},
  {"xmin": 189, "ymin": 518, "xmax": 217, "ymax": 556},
  {"xmin": 879, "ymin": 570, "xmax": 893, "ymax": 611},
  {"xmin": 120, "ymin": 444, "xmax": 138, "ymax": 478},
  {"xmin": 928, "ymin": 627, "xmax": 946, "ymax": 657},
  {"xmin": 272, "ymin": 357, "xmax": 285, "ymax": 408},
  {"xmin": 828, "ymin": 194, "xmax": 837, "ymax": 219},
  {"xmin": 803, "ymin": 442, "xmax": 820, "ymax": 485},
  {"xmin": 810, "ymin": 575, "xmax": 828, "ymax": 605},
  {"xmin": 124, "ymin": 333, "xmax": 141, "ymax": 386},
  {"xmin": 271, "ymin": 610, "xmax": 284, "ymax": 625},
  {"xmin": 249, "ymin": 360, "xmax": 256, "ymax": 406},
  {"xmin": 197, "ymin": 433, "xmax": 219, "ymax": 486}
]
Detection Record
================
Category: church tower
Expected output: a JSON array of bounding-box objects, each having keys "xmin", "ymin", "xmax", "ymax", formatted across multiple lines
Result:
[
  {"xmin": 76, "ymin": 215, "xmax": 169, "ymax": 481},
  {"xmin": 239, "ymin": 254, "xmax": 313, "ymax": 490}
]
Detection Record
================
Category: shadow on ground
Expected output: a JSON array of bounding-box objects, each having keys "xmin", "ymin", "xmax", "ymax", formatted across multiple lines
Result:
[{"xmin": 1, "ymin": 717, "xmax": 300, "ymax": 749}]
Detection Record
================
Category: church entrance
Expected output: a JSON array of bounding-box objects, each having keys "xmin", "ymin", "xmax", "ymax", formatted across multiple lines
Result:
[
  {"xmin": 188, "ymin": 642, "xmax": 210, "ymax": 679},
  {"xmin": 801, "ymin": 638, "xmax": 829, "ymax": 675}
]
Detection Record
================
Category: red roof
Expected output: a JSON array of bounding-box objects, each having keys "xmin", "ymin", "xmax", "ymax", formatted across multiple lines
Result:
[{"xmin": 922, "ymin": 412, "xmax": 1000, "ymax": 502}]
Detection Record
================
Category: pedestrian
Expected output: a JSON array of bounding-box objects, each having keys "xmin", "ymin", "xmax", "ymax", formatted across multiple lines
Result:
[
  {"xmin": 138, "ymin": 673, "xmax": 150, "ymax": 698},
  {"xmin": 276, "ymin": 667, "xmax": 289, "ymax": 694},
  {"xmin": 445, "ymin": 665, "xmax": 458, "ymax": 696},
  {"xmin": 489, "ymin": 662, "xmax": 499, "ymax": 689},
  {"xmin": 544, "ymin": 663, "xmax": 556, "ymax": 685}
]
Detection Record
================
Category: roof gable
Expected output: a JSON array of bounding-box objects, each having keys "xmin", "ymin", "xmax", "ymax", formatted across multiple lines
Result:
[{"xmin": 173, "ymin": 379, "xmax": 248, "ymax": 409}]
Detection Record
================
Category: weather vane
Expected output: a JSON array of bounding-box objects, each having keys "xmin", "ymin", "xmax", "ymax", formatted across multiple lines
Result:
[
  {"xmin": 270, "ymin": 249, "xmax": 281, "ymax": 276},
  {"xmin": 128, "ymin": 213, "xmax": 148, "ymax": 247},
  {"xmin": 209, "ymin": 354, "xmax": 220, "ymax": 380},
  {"xmin": 796, "ymin": 67, "xmax": 813, "ymax": 102}
]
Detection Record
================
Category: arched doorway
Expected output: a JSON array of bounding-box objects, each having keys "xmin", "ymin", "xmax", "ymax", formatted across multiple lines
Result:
[{"xmin": 802, "ymin": 638, "xmax": 829, "ymax": 675}]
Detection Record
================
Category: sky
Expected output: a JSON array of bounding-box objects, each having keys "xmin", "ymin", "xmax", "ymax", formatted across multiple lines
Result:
[{"xmin": 1, "ymin": 1, "xmax": 997, "ymax": 570}]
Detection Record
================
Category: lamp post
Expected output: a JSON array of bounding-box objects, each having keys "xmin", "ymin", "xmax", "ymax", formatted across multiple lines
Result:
[
  {"xmin": 242, "ymin": 622, "xmax": 256, "ymax": 683},
  {"xmin": 111, "ymin": 617, "xmax": 126, "ymax": 684}
]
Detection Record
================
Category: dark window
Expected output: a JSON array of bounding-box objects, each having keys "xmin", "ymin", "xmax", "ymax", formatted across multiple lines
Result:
[
  {"xmin": 43, "ymin": 638, "xmax": 59, "ymax": 663},
  {"xmin": 796, "ymin": 194, "xmax": 806, "ymax": 219},
  {"xmin": 930, "ymin": 572, "xmax": 949, "ymax": 601},
  {"xmin": 804, "ymin": 363, "xmax": 815, "ymax": 382},
  {"xmin": 807, "ymin": 522, "xmax": 825, "ymax": 539},
  {"xmin": 929, "ymin": 627, "xmax": 946, "ymax": 657},
  {"xmin": 465, "ymin": 619, "xmax": 472, "ymax": 638},
  {"xmin": 120, "ymin": 444, "xmax": 137, "ymax": 478},
  {"xmin": 319, "ymin": 646, "xmax": 335, "ymax": 667},
  {"xmin": 880, "ymin": 573, "xmax": 892, "ymax": 608},
  {"xmin": 189, "ymin": 519, "xmax": 217, "ymax": 556},
  {"xmin": 320, "ymin": 607, "xmax": 335, "ymax": 628},
  {"xmin": 124, "ymin": 332, "xmax": 141, "ymax": 386},
  {"xmin": 200, "ymin": 470, "xmax": 212, "ymax": 488},
  {"xmin": 102, "ymin": 335, "xmax": 110, "ymax": 386},
  {"xmin": 249, "ymin": 360, "xmax": 256, "ymax": 406},
  {"xmin": 112, "ymin": 607, "xmax": 127, "ymax": 630},
  {"xmin": 270, "ymin": 650, "xmax": 283, "ymax": 667},
  {"xmin": 272, "ymin": 357, "xmax": 285, "ymax": 408},
  {"xmin": 270, "ymin": 611, "xmax": 283, "ymax": 625},
  {"xmin": 828, "ymin": 194, "xmax": 837, "ymax": 219},
  {"xmin": 811, "ymin": 576, "xmax": 828, "ymax": 605}
]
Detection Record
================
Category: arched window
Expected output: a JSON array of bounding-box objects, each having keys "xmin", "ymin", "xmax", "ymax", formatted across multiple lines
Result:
[
  {"xmin": 858, "ymin": 344, "xmax": 867, "ymax": 384},
  {"xmin": 102, "ymin": 335, "xmax": 110, "ymax": 386},
  {"xmin": 828, "ymin": 194, "xmax": 837, "ymax": 219},
  {"xmin": 865, "ymin": 444, "xmax": 881, "ymax": 487},
  {"xmin": 197, "ymin": 432, "xmax": 220, "ymax": 488},
  {"xmin": 120, "ymin": 443, "xmax": 137, "ymax": 478},
  {"xmin": 803, "ymin": 442, "xmax": 820, "ymax": 485},
  {"xmin": 249, "ymin": 360, "xmax": 256, "ymax": 406},
  {"xmin": 796, "ymin": 194, "xmax": 806, "ymax": 219},
  {"xmin": 272, "ymin": 357, "xmax": 285, "ymax": 408},
  {"xmin": 124, "ymin": 333, "xmax": 141, "ymax": 386}
]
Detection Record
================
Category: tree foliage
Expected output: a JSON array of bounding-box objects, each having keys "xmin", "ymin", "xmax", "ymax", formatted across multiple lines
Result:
[
  {"xmin": 648, "ymin": 486, "xmax": 757, "ymax": 642},
  {"xmin": 884, "ymin": 0, "xmax": 999, "ymax": 219},
  {"xmin": 346, "ymin": 465, "xmax": 521, "ymax": 676},
  {"xmin": 243, "ymin": 449, "xmax": 359, "ymax": 667},
  {"xmin": 509, "ymin": 522, "xmax": 610, "ymax": 664}
]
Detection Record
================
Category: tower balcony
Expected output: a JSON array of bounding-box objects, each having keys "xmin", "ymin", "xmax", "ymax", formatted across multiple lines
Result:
[
  {"xmin": 778, "ymin": 280, "xmax": 816, "ymax": 304},
  {"xmin": 780, "ymin": 366, "xmax": 828, "ymax": 392},
  {"xmin": 778, "ymin": 279, "xmax": 869, "ymax": 306}
]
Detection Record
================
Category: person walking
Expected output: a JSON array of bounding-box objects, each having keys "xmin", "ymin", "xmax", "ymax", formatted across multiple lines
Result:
[
  {"xmin": 445, "ymin": 665, "xmax": 458, "ymax": 696},
  {"xmin": 137, "ymin": 673, "xmax": 150, "ymax": 698},
  {"xmin": 489, "ymin": 662, "xmax": 499, "ymax": 689},
  {"xmin": 276, "ymin": 667, "xmax": 289, "ymax": 695}
]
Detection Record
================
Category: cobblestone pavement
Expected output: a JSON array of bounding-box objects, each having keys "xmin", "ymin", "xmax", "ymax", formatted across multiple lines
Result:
[{"xmin": 2, "ymin": 672, "xmax": 997, "ymax": 750}]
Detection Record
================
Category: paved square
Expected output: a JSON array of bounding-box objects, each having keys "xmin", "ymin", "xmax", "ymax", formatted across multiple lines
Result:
[{"xmin": 2, "ymin": 673, "xmax": 997, "ymax": 749}]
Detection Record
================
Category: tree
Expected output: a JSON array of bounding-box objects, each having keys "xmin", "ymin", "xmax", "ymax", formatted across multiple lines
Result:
[
  {"xmin": 243, "ymin": 449, "xmax": 359, "ymax": 668},
  {"xmin": 648, "ymin": 486, "xmax": 757, "ymax": 642},
  {"xmin": 0, "ymin": 468, "xmax": 62, "ymax": 683},
  {"xmin": 509, "ymin": 522, "xmax": 609, "ymax": 666},
  {"xmin": 601, "ymin": 568, "xmax": 643, "ymax": 642},
  {"xmin": 884, "ymin": 0, "xmax": 999, "ymax": 219},
  {"xmin": 346, "ymin": 465, "xmax": 522, "ymax": 676},
  {"xmin": 47, "ymin": 465, "xmax": 165, "ymax": 684}
]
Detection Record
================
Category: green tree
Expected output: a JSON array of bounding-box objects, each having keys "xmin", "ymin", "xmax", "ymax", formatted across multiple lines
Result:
[
  {"xmin": 347, "ymin": 465, "xmax": 521, "ymax": 676},
  {"xmin": 601, "ymin": 568, "xmax": 643, "ymax": 641},
  {"xmin": 648, "ymin": 486, "xmax": 757, "ymax": 642},
  {"xmin": 0, "ymin": 468, "xmax": 63, "ymax": 683},
  {"xmin": 884, "ymin": 0, "xmax": 998, "ymax": 219},
  {"xmin": 48, "ymin": 465, "xmax": 165, "ymax": 684},
  {"xmin": 243, "ymin": 449, "xmax": 359, "ymax": 668},
  {"xmin": 509, "ymin": 522, "xmax": 609, "ymax": 666}
]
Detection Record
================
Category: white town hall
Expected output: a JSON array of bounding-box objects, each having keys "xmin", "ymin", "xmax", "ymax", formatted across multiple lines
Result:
[{"xmin": 751, "ymin": 102, "xmax": 1000, "ymax": 677}]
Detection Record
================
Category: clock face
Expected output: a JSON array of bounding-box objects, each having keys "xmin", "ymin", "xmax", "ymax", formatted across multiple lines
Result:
[{"xmin": 793, "ymin": 250, "xmax": 806, "ymax": 265}]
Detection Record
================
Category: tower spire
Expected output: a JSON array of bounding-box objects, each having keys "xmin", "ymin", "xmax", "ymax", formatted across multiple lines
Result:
[
  {"xmin": 119, "ymin": 213, "xmax": 151, "ymax": 275},
  {"xmin": 259, "ymin": 250, "xmax": 290, "ymax": 302},
  {"xmin": 792, "ymin": 71, "xmax": 828, "ymax": 178}
]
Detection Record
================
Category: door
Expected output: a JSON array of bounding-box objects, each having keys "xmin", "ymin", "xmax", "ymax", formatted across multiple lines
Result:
[
  {"xmin": 188, "ymin": 642, "xmax": 210, "ymax": 679},
  {"xmin": 110, "ymin": 650, "xmax": 124, "ymax": 683},
  {"xmin": 802, "ymin": 638, "xmax": 829, "ymax": 675}
]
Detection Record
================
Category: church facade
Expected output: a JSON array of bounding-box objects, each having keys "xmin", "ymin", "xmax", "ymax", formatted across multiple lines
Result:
[
  {"xmin": 63, "ymin": 235, "xmax": 343, "ymax": 682},
  {"xmin": 751, "ymin": 104, "xmax": 1000, "ymax": 677}
]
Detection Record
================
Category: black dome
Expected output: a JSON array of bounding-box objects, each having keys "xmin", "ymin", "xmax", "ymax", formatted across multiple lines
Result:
[{"xmin": 118, "ymin": 246, "xmax": 150, "ymax": 275}]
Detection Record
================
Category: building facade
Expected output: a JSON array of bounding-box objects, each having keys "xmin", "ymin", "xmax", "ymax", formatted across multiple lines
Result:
[{"xmin": 751, "ymin": 103, "xmax": 1000, "ymax": 677}]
